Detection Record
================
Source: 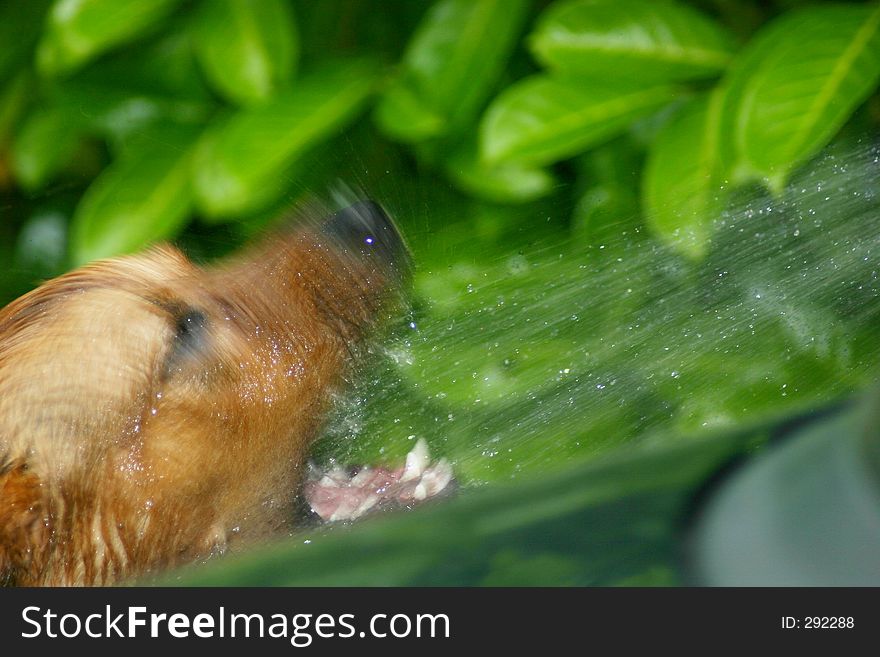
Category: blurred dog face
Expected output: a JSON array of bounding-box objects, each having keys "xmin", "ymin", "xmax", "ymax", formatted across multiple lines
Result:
[{"xmin": 0, "ymin": 201, "xmax": 407, "ymax": 586}]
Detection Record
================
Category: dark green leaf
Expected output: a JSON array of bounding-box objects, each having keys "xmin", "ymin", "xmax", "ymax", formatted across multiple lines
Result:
[
  {"xmin": 719, "ymin": 4, "xmax": 880, "ymax": 191},
  {"xmin": 37, "ymin": 0, "xmax": 182, "ymax": 76},
  {"xmin": 529, "ymin": 0, "xmax": 736, "ymax": 83},
  {"xmin": 643, "ymin": 92, "xmax": 724, "ymax": 260},
  {"xmin": 0, "ymin": 72, "xmax": 32, "ymax": 150},
  {"xmin": 192, "ymin": 0, "xmax": 298, "ymax": 105},
  {"xmin": 480, "ymin": 75, "xmax": 678, "ymax": 166},
  {"xmin": 0, "ymin": 0, "xmax": 50, "ymax": 82},
  {"xmin": 11, "ymin": 108, "xmax": 84, "ymax": 190},
  {"xmin": 70, "ymin": 124, "xmax": 200, "ymax": 265},
  {"xmin": 192, "ymin": 59, "xmax": 378, "ymax": 220}
]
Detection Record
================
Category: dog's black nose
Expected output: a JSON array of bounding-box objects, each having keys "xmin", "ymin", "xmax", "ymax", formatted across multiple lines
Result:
[{"xmin": 322, "ymin": 201, "xmax": 410, "ymax": 277}]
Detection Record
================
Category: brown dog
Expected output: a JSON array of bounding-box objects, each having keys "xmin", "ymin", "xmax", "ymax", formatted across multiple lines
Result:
[{"xmin": 0, "ymin": 201, "xmax": 408, "ymax": 586}]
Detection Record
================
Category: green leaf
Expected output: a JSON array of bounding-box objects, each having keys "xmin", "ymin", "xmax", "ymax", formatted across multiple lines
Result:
[
  {"xmin": 70, "ymin": 124, "xmax": 200, "ymax": 266},
  {"xmin": 529, "ymin": 0, "xmax": 736, "ymax": 83},
  {"xmin": 443, "ymin": 140, "xmax": 558, "ymax": 203},
  {"xmin": 37, "ymin": 0, "xmax": 182, "ymax": 76},
  {"xmin": 373, "ymin": 81, "xmax": 446, "ymax": 143},
  {"xmin": 44, "ymin": 30, "xmax": 215, "ymax": 147},
  {"xmin": 390, "ymin": 0, "xmax": 529, "ymax": 135},
  {"xmin": 480, "ymin": 75, "xmax": 678, "ymax": 166},
  {"xmin": 0, "ymin": 0, "xmax": 50, "ymax": 82},
  {"xmin": 643, "ymin": 92, "xmax": 724, "ymax": 260},
  {"xmin": 719, "ymin": 4, "xmax": 880, "ymax": 191},
  {"xmin": 10, "ymin": 108, "xmax": 84, "ymax": 190},
  {"xmin": 192, "ymin": 0, "xmax": 298, "ymax": 106},
  {"xmin": 192, "ymin": 59, "xmax": 378, "ymax": 220}
]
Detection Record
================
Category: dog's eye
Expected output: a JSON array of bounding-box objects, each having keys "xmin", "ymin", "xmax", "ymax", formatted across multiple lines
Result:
[
  {"xmin": 163, "ymin": 308, "xmax": 208, "ymax": 378},
  {"xmin": 175, "ymin": 309, "xmax": 207, "ymax": 348}
]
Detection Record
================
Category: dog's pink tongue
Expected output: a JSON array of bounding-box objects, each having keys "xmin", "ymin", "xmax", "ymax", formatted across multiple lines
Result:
[{"xmin": 304, "ymin": 439, "xmax": 454, "ymax": 522}]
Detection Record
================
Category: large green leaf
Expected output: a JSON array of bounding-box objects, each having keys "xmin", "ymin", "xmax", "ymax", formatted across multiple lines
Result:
[
  {"xmin": 10, "ymin": 108, "xmax": 84, "ymax": 191},
  {"xmin": 70, "ymin": 124, "xmax": 200, "ymax": 266},
  {"xmin": 719, "ymin": 3, "xmax": 880, "ymax": 191},
  {"xmin": 529, "ymin": 0, "xmax": 736, "ymax": 83},
  {"xmin": 192, "ymin": 60, "xmax": 378, "ymax": 220},
  {"xmin": 37, "ymin": 0, "xmax": 182, "ymax": 76},
  {"xmin": 375, "ymin": 0, "xmax": 529, "ymax": 140},
  {"xmin": 480, "ymin": 75, "xmax": 678, "ymax": 166},
  {"xmin": 643, "ymin": 92, "xmax": 724, "ymax": 260},
  {"xmin": 192, "ymin": 0, "xmax": 299, "ymax": 106}
]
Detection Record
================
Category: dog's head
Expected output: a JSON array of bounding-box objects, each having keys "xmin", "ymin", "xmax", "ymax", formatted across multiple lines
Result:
[{"xmin": 0, "ymin": 201, "xmax": 408, "ymax": 585}]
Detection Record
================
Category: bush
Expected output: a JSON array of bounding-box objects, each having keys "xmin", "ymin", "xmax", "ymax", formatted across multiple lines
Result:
[{"xmin": 1, "ymin": 0, "xmax": 879, "ymax": 584}]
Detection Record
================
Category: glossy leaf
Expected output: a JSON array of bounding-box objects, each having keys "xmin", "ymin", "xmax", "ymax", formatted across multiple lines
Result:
[
  {"xmin": 70, "ymin": 124, "xmax": 200, "ymax": 266},
  {"xmin": 37, "ymin": 0, "xmax": 182, "ymax": 76},
  {"xmin": 444, "ymin": 140, "xmax": 558, "ymax": 203},
  {"xmin": 529, "ymin": 0, "xmax": 736, "ymax": 83},
  {"xmin": 192, "ymin": 0, "xmax": 298, "ymax": 105},
  {"xmin": 481, "ymin": 75, "xmax": 678, "ymax": 166},
  {"xmin": 643, "ymin": 92, "xmax": 724, "ymax": 260},
  {"xmin": 719, "ymin": 4, "xmax": 880, "ymax": 191},
  {"xmin": 11, "ymin": 108, "xmax": 84, "ymax": 190},
  {"xmin": 192, "ymin": 60, "xmax": 378, "ymax": 220},
  {"xmin": 379, "ymin": 0, "xmax": 529, "ymax": 138}
]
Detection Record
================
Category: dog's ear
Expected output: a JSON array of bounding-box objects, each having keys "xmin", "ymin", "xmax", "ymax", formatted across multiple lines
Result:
[{"xmin": 0, "ymin": 459, "xmax": 48, "ymax": 585}]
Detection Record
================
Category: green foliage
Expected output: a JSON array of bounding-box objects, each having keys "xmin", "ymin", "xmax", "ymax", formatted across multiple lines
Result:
[
  {"xmin": 528, "ymin": 0, "xmax": 737, "ymax": 82},
  {"xmin": 2, "ymin": 0, "xmax": 878, "ymax": 264},
  {"xmin": 643, "ymin": 92, "xmax": 723, "ymax": 259},
  {"xmin": 719, "ymin": 3, "xmax": 880, "ymax": 191},
  {"xmin": 375, "ymin": 0, "xmax": 530, "ymax": 141},
  {"xmin": 192, "ymin": 58, "xmax": 377, "ymax": 219},
  {"xmin": 192, "ymin": 0, "xmax": 299, "ymax": 106},
  {"xmin": 70, "ymin": 123, "xmax": 200, "ymax": 265},
  {"xmin": 1, "ymin": 0, "xmax": 879, "ymax": 586},
  {"xmin": 480, "ymin": 76, "xmax": 678, "ymax": 165},
  {"xmin": 37, "ymin": 0, "xmax": 183, "ymax": 76}
]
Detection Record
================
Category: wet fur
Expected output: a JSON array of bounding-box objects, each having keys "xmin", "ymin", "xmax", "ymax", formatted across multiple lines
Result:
[{"xmin": 0, "ymin": 206, "xmax": 402, "ymax": 585}]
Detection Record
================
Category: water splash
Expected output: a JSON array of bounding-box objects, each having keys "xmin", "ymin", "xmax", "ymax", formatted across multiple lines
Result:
[{"xmin": 321, "ymin": 139, "xmax": 880, "ymax": 484}]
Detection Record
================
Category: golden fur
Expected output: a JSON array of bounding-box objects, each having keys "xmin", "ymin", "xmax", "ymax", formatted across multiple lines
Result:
[{"xmin": 0, "ymin": 210, "xmax": 402, "ymax": 585}]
